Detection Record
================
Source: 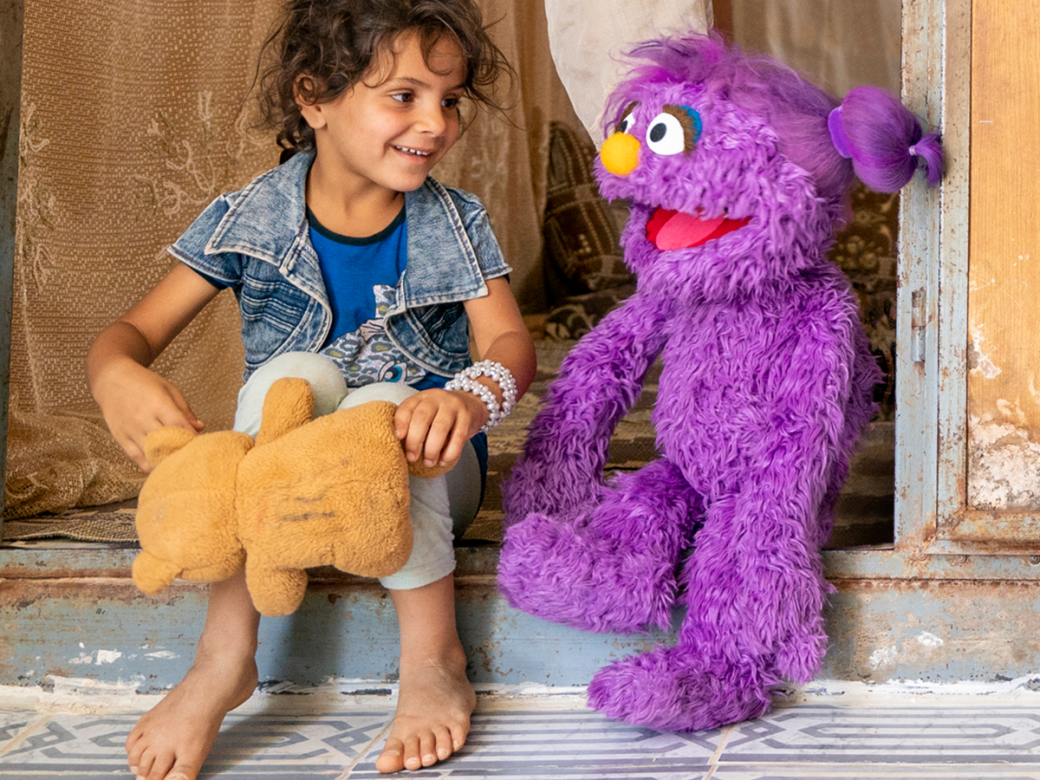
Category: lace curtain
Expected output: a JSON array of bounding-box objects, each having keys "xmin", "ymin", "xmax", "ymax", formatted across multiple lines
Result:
[{"xmin": 6, "ymin": 0, "xmax": 577, "ymax": 519}]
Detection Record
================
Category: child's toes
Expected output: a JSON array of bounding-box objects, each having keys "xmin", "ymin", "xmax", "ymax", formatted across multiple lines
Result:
[
  {"xmin": 419, "ymin": 731, "xmax": 438, "ymax": 766},
  {"xmin": 126, "ymin": 732, "xmax": 144, "ymax": 768},
  {"xmin": 133, "ymin": 748, "xmax": 155, "ymax": 779},
  {"xmin": 449, "ymin": 721, "xmax": 468, "ymax": 752},
  {"xmin": 403, "ymin": 735, "xmax": 423, "ymax": 770},
  {"xmin": 374, "ymin": 737, "xmax": 405, "ymax": 774},
  {"xmin": 433, "ymin": 725, "xmax": 453, "ymax": 759},
  {"xmin": 144, "ymin": 752, "xmax": 175, "ymax": 780}
]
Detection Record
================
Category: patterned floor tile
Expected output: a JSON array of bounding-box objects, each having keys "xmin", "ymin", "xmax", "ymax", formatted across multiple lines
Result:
[
  {"xmin": 0, "ymin": 709, "xmax": 44, "ymax": 753},
  {"xmin": 350, "ymin": 708, "xmax": 719, "ymax": 778},
  {"xmin": 720, "ymin": 705, "xmax": 1040, "ymax": 763},
  {"xmin": 711, "ymin": 765, "xmax": 1040, "ymax": 779},
  {"xmin": 0, "ymin": 710, "xmax": 391, "ymax": 779}
]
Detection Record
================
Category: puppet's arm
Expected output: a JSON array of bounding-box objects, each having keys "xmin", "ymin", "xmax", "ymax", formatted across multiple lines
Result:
[{"xmin": 502, "ymin": 290, "xmax": 670, "ymax": 524}]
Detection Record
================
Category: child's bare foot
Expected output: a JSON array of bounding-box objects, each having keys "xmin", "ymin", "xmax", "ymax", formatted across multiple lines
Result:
[
  {"xmin": 125, "ymin": 650, "xmax": 257, "ymax": 780},
  {"xmin": 125, "ymin": 572, "xmax": 260, "ymax": 780},
  {"xmin": 126, "ymin": 651, "xmax": 258, "ymax": 780},
  {"xmin": 375, "ymin": 642, "xmax": 475, "ymax": 773}
]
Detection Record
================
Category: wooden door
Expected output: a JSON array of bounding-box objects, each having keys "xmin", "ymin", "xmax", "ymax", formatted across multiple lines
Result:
[{"xmin": 931, "ymin": 0, "xmax": 1040, "ymax": 550}]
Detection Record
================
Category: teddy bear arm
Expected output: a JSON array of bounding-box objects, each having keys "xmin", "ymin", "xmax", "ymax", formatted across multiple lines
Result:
[
  {"xmin": 144, "ymin": 426, "xmax": 198, "ymax": 468},
  {"xmin": 131, "ymin": 550, "xmax": 184, "ymax": 596}
]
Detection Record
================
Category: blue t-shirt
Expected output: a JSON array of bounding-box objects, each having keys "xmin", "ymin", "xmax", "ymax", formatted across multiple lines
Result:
[
  {"xmin": 309, "ymin": 206, "xmax": 447, "ymax": 391},
  {"xmin": 308, "ymin": 207, "xmax": 487, "ymax": 484}
]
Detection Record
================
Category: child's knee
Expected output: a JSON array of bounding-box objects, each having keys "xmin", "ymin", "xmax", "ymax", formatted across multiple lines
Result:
[
  {"xmin": 234, "ymin": 352, "xmax": 347, "ymax": 434},
  {"xmin": 337, "ymin": 380, "xmax": 418, "ymax": 411}
]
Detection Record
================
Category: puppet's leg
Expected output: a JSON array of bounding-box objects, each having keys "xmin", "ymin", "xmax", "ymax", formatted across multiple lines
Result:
[
  {"xmin": 587, "ymin": 481, "xmax": 830, "ymax": 732},
  {"xmin": 498, "ymin": 458, "xmax": 702, "ymax": 634}
]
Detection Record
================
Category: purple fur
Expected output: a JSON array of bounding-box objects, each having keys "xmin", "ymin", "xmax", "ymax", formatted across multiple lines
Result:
[
  {"xmin": 500, "ymin": 31, "xmax": 942, "ymax": 733},
  {"xmin": 838, "ymin": 85, "xmax": 944, "ymax": 190}
]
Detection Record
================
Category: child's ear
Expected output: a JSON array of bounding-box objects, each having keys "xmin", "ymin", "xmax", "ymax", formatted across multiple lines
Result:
[{"xmin": 294, "ymin": 75, "xmax": 327, "ymax": 130}]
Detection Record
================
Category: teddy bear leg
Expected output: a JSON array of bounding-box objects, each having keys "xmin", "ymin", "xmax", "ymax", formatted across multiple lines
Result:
[
  {"xmin": 498, "ymin": 458, "xmax": 702, "ymax": 633},
  {"xmin": 244, "ymin": 557, "xmax": 309, "ymax": 618}
]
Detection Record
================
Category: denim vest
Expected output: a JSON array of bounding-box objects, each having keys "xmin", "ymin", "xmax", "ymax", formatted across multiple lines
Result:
[{"xmin": 169, "ymin": 151, "xmax": 511, "ymax": 382}]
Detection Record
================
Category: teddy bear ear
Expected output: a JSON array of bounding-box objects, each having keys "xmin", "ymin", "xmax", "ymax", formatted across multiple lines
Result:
[{"xmin": 143, "ymin": 426, "xmax": 197, "ymax": 468}]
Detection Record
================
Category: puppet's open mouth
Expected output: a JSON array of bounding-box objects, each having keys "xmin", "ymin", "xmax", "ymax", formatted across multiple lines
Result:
[{"xmin": 646, "ymin": 207, "xmax": 751, "ymax": 251}]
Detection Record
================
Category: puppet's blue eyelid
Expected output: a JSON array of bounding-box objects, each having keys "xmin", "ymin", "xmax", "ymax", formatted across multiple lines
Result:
[{"xmin": 682, "ymin": 106, "xmax": 703, "ymax": 141}]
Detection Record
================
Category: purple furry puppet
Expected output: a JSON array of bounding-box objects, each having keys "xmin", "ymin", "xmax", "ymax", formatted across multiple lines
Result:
[{"xmin": 499, "ymin": 33, "xmax": 942, "ymax": 733}]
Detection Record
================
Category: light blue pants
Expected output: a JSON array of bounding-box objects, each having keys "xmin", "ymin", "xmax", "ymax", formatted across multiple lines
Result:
[{"xmin": 232, "ymin": 352, "xmax": 481, "ymax": 590}]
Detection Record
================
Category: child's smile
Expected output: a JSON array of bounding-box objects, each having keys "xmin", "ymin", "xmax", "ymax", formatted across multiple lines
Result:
[{"xmin": 301, "ymin": 30, "xmax": 466, "ymax": 219}]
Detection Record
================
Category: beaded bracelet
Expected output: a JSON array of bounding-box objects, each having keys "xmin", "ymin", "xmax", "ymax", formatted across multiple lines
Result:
[{"xmin": 445, "ymin": 360, "xmax": 518, "ymax": 432}]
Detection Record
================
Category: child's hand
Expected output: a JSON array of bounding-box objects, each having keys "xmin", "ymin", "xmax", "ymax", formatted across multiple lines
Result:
[
  {"xmin": 92, "ymin": 359, "xmax": 204, "ymax": 473},
  {"xmin": 393, "ymin": 387, "xmax": 490, "ymax": 468}
]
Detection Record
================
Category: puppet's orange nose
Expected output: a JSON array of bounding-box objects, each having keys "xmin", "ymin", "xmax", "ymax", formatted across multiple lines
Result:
[{"xmin": 601, "ymin": 132, "xmax": 640, "ymax": 175}]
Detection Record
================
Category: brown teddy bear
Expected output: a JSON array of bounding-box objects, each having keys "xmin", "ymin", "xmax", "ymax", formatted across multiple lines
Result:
[{"xmin": 133, "ymin": 377, "xmax": 446, "ymax": 616}]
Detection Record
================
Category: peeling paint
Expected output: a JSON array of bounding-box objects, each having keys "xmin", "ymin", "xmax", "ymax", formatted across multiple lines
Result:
[
  {"xmin": 46, "ymin": 675, "xmax": 147, "ymax": 696},
  {"xmin": 868, "ymin": 646, "xmax": 898, "ymax": 670},
  {"xmin": 915, "ymin": 632, "xmax": 944, "ymax": 647},
  {"xmin": 95, "ymin": 650, "xmax": 122, "ymax": 665},
  {"xmin": 67, "ymin": 653, "xmax": 92, "ymax": 665},
  {"xmin": 968, "ymin": 415, "xmax": 1040, "ymax": 508},
  {"xmin": 1029, "ymin": 374, "xmax": 1040, "ymax": 406},
  {"xmin": 144, "ymin": 650, "xmax": 179, "ymax": 660},
  {"xmin": 967, "ymin": 322, "xmax": 1001, "ymax": 379},
  {"xmin": 995, "ymin": 399, "xmax": 1028, "ymax": 426}
]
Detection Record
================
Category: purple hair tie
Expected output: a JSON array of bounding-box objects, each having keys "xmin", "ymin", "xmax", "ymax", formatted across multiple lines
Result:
[
  {"xmin": 908, "ymin": 144, "xmax": 918, "ymax": 157},
  {"xmin": 827, "ymin": 106, "xmax": 852, "ymax": 159}
]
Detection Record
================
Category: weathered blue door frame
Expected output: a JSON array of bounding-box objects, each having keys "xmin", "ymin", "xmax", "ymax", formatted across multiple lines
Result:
[{"xmin": 828, "ymin": 0, "xmax": 1040, "ymax": 584}]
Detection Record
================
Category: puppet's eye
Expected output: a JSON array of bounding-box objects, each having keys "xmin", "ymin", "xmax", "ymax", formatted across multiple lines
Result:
[
  {"xmin": 646, "ymin": 106, "xmax": 702, "ymax": 155},
  {"xmin": 646, "ymin": 112, "xmax": 687, "ymax": 155}
]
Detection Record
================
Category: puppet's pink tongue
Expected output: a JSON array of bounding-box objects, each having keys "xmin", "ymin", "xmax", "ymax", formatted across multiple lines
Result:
[{"xmin": 646, "ymin": 208, "xmax": 749, "ymax": 251}]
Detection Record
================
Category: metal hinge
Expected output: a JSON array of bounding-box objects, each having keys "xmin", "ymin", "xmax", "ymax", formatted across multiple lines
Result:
[{"xmin": 911, "ymin": 287, "xmax": 926, "ymax": 363}]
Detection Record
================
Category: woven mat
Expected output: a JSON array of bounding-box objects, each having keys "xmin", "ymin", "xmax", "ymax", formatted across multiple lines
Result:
[
  {"xmin": 2, "ymin": 340, "xmax": 893, "ymax": 548},
  {"xmin": 2, "ymin": 499, "xmax": 139, "ymax": 545}
]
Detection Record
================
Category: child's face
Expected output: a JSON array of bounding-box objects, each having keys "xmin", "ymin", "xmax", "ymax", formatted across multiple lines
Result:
[{"xmin": 302, "ymin": 31, "xmax": 466, "ymax": 197}]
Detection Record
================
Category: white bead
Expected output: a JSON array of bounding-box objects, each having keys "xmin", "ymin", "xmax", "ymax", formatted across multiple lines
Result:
[{"xmin": 445, "ymin": 359, "xmax": 517, "ymax": 432}]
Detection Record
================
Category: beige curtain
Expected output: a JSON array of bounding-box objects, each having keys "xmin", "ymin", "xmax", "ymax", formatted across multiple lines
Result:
[
  {"xmin": 544, "ymin": 0, "xmax": 712, "ymax": 144},
  {"xmin": 6, "ymin": 0, "xmax": 576, "ymax": 520},
  {"xmin": 731, "ymin": 0, "xmax": 900, "ymax": 95}
]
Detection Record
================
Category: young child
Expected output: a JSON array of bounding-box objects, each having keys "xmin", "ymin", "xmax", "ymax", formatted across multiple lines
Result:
[{"xmin": 86, "ymin": 1, "xmax": 535, "ymax": 777}]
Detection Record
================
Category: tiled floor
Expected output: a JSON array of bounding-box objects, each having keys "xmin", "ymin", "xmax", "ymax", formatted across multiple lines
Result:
[{"xmin": 3, "ymin": 690, "xmax": 1040, "ymax": 779}]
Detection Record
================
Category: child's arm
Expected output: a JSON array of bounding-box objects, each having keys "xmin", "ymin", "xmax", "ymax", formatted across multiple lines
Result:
[
  {"xmin": 394, "ymin": 277, "xmax": 536, "ymax": 468},
  {"xmin": 87, "ymin": 264, "xmax": 222, "ymax": 472}
]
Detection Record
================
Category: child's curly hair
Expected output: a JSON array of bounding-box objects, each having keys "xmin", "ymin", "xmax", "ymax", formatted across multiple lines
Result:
[{"xmin": 258, "ymin": 0, "xmax": 514, "ymax": 154}]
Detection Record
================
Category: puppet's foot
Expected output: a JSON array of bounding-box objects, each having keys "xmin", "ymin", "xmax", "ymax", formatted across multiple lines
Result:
[
  {"xmin": 500, "ymin": 460, "xmax": 698, "ymax": 634},
  {"xmin": 498, "ymin": 511, "xmax": 677, "ymax": 634},
  {"xmin": 587, "ymin": 645, "xmax": 778, "ymax": 733}
]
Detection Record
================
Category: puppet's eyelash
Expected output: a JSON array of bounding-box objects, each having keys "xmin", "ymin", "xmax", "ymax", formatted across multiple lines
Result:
[
  {"xmin": 617, "ymin": 102, "xmax": 639, "ymax": 134},
  {"xmin": 662, "ymin": 105, "xmax": 703, "ymax": 153}
]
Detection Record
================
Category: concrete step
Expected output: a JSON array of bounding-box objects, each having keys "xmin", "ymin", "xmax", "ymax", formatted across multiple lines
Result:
[
  {"xmin": 0, "ymin": 544, "xmax": 675, "ymax": 694},
  {"xmin": 4, "ymin": 542, "xmax": 1040, "ymax": 695}
]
